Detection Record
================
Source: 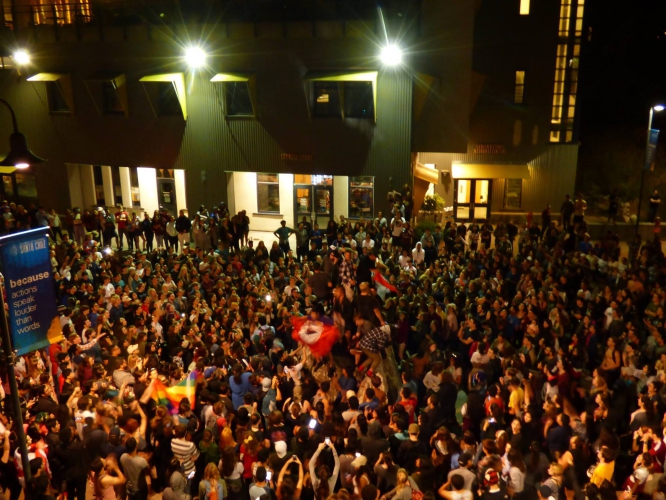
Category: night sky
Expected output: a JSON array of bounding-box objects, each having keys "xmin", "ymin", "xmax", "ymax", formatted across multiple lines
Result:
[{"xmin": 579, "ymin": 0, "xmax": 666, "ymax": 136}]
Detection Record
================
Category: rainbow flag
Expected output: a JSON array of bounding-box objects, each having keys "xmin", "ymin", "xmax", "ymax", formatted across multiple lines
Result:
[{"xmin": 152, "ymin": 370, "xmax": 197, "ymax": 414}]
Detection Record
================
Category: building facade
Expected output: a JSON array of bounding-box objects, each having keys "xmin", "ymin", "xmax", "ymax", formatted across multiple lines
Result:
[
  {"xmin": 416, "ymin": 0, "xmax": 585, "ymax": 222},
  {"xmin": 0, "ymin": 0, "xmax": 581, "ymax": 226}
]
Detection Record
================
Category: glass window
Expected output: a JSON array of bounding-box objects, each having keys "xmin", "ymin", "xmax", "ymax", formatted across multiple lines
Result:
[
  {"xmin": 111, "ymin": 167, "xmax": 122, "ymax": 205},
  {"xmin": 47, "ymin": 82, "xmax": 70, "ymax": 113},
  {"xmin": 295, "ymin": 175, "xmax": 332, "ymax": 186},
  {"xmin": 93, "ymin": 165, "xmax": 105, "ymax": 206},
  {"xmin": 313, "ymin": 82, "xmax": 341, "ymax": 118},
  {"xmin": 344, "ymin": 82, "xmax": 374, "ymax": 118},
  {"xmin": 1, "ymin": 175, "xmax": 13, "ymax": 199},
  {"xmin": 225, "ymin": 82, "xmax": 254, "ymax": 116},
  {"xmin": 348, "ymin": 176, "xmax": 374, "ymax": 219},
  {"xmin": 504, "ymin": 179, "xmax": 523, "ymax": 210},
  {"xmin": 257, "ymin": 173, "xmax": 280, "ymax": 213},
  {"xmin": 130, "ymin": 167, "xmax": 141, "ymax": 207},
  {"xmin": 102, "ymin": 81, "xmax": 123, "ymax": 114},
  {"xmin": 15, "ymin": 173, "xmax": 37, "ymax": 200},
  {"xmin": 520, "ymin": 0, "xmax": 530, "ymax": 14},
  {"xmin": 157, "ymin": 82, "xmax": 181, "ymax": 116},
  {"xmin": 514, "ymin": 71, "xmax": 525, "ymax": 104}
]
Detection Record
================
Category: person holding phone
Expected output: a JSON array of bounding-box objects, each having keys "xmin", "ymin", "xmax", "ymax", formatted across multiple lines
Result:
[
  {"xmin": 309, "ymin": 440, "xmax": 340, "ymax": 500},
  {"xmin": 277, "ymin": 455, "xmax": 303, "ymax": 500},
  {"xmin": 249, "ymin": 466, "xmax": 274, "ymax": 500}
]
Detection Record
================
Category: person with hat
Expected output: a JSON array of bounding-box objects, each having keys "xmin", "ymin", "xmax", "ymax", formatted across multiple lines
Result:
[
  {"xmin": 479, "ymin": 469, "xmax": 508, "ymax": 500},
  {"xmin": 396, "ymin": 424, "xmax": 428, "ymax": 474}
]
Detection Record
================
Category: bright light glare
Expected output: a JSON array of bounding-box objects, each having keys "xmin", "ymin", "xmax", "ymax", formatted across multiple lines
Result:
[
  {"xmin": 380, "ymin": 45, "xmax": 403, "ymax": 66},
  {"xmin": 15, "ymin": 163, "xmax": 29, "ymax": 169},
  {"xmin": 654, "ymin": 105, "xmax": 665, "ymax": 112},
  {"xmin": 12, "ymin": 50, "xmax": 30, "ymax": 65},
  {"xmin": 185, "ymin": 47, "xmax": 207, "ymax": 68}
]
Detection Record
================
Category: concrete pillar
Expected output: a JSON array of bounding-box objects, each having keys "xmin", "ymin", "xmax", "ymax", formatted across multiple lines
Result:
[
  {"xmin": 175, "ymin": 169, "xmax": 187, "ymax": 215},
  {"xmin": 118, "ymin": 167, "xmax": 132, "ymax": 208},
  {"xmin": 137, "ymin": 167, "xmax": 159, "ymax": 215},
  {"xmin": 101, "ymin": 166, "xmax": 114, "ymax": 208},
  {"xmin": 67, "ymin": 164, "xmax": 83, "ymax": 209},
  {"xmin": 80, "ymin": 165, "xmax": 97, "ymax": 209},
  {"xmin": 333, "ymin": 175, "xmax": 348, "ymax": 221}
]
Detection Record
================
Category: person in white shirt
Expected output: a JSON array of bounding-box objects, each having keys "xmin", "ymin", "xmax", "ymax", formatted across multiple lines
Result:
[
  {"xmin": 362, "ymin": 234, "xmax": 375, "ymax": 250},
  {"xmin": 412, "ymin": 242, "xmax": 425, "ymax": 265}
]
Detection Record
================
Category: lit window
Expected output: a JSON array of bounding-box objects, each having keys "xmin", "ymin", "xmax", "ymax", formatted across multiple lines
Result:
[
  {"xmin": 520, "ymin": 0, "xmax": 530, "ymax": 15},
  {"xmin": 313, "ymin": 82, "xmax": 341, "ymax": 118},
  {"xmin": 225, "ymin": 82, "xmax": 254, "ymax": 116},
  {"xmin": 504, "ymin": 179, "xmax": 522, "ymax": 210},
  {"xmin": 514, "ymin": 71, "xmax": 525, "ymax": 104},
  {"xmin": 312, "ymin": 81, "xmax": 375, "ymax": 119},
  {"xmin": 257, "ymin": 174, "xmax": 280, "ymax": 213},
  {"xmin": 349, "ymin": 177, "xmax": 374, "ymax": 219},
  {"xmin": 130, "ymin": 167, "xmax": 141, "ymax": 207}
]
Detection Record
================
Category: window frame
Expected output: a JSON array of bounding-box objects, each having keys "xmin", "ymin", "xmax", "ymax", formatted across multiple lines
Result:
[
  {"xmin": 312, "ymin": 81, "xmax": 342, "ymax": 118},
  {"xmin": 503, "ymin": 178, "xmax": 523, "ymax": 210},
  {"xmin": 343, "ymin": 81, "xmax": 375, "ymax": 119},
  {"xmin": 348, "ymin": 176, "xmax": 375, "ymax": 220},
  {"xmin": 46, "ymin": 81, "xmax": 71, "ymax": 114},
  {"xmin": 224, "ymin": 81, "xmax": 255, "ymax": 117},
  {"xmin": 514, "ymin": 71, "xmax": 526, "ymax": 104},
  {"xmin": 256, "ymin": 173, "xmax": 280, "ymax": 214}
]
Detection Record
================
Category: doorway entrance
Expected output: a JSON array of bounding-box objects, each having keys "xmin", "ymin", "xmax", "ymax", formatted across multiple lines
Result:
[
  {"xmin": 454, "ymin": 179, "xmax": 492, "ymax": 222},
  {"xmin": 294, "ymin": 175, "xmax": 334, "ymax": 227}
]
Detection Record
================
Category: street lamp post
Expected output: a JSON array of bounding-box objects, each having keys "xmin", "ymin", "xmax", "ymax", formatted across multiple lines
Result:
[
  {"xmin": 0, "ymin": 97, "xmax": 46, "ymax": 491},
  {"xmin": 636, "ymin": 105, "xmax": 664, "ymax": 234}
]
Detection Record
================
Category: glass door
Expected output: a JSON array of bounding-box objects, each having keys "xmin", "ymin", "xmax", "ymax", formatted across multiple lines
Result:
[
  {"xmin": 313, "ymin": 186, "xmax": 332, "ymax": 223},
  {"xmin": 454, "ymin": 179, "xmax": 492, "ymax": 222},
  {"xmin": 295, "ymin": 185, "xmax": 334, "ymax": 226},
  {"xmin": 295, "ymin": 186, "xmax": 312, "ymax": 225}
]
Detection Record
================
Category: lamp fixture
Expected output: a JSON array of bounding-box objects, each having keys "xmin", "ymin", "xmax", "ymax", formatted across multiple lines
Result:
[
  {"xmin": 184, "ymin": 46, "xmax": 207, "ymax": 68},
  {"xmin": 0, "ymin": 98, "xmax": 46, "ymax": 167},
  {"xmin": 12, "ymin": 50, "xmax": 30, "ymax": 66},
  {"xmin": 380, "ymin": 45, "xmax": 403, "ymax": 66}
]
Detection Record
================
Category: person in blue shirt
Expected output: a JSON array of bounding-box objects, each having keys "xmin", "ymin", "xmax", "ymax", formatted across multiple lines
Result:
[
  {"xmin": 337, "ymin": 366, "xmax": 357, "ymax": 395},
  {"xmin": 229, "ymin": 364, "xmax": 253, "ymax": 409},
  {"xmin": 310, "ymin": 223, "xmax": 323, "ymax": 249},
  {"xmin": 274, "ymin": 220, "xmax": 295, "ymax": 254},
  {"xmin": 358, "ymin": 388, "xmax": 380, "ymax": 411}
]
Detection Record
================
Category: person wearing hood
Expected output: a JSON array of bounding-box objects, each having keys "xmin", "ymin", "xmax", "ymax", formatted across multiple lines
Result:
[{"xmin": 163, "ymin": 468, "xmax": 191, "ymax": 500}]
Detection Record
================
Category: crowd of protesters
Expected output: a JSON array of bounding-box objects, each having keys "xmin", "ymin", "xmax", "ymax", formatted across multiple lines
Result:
[{"xmin": 1, "ymin": 191, "xmax": 666, "ymax": 500}]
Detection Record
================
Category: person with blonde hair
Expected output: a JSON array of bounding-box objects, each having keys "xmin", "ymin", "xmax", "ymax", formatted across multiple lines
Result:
[
  {"xmin": 220, "ymin": 426, "xmax": 237, "ymax": 453},
  {"xmin": 199, "ymin": 463, "xmax": 226, "ymax": 500},
  {"xmin": 380, "ymin": 468, "xmax": 419, "ymax": 500}
]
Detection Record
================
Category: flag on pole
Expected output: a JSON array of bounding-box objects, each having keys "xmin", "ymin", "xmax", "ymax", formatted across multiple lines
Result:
[
  {"xmin": 291, "ymin": 316, "xmax": 339, "ymax": 357},
  {"xmin": 152, "ymin": 370, "xmax": 197, "ymax": 414},
  {"xmin": 372, "ymin": 269, "xmax": 398, "ymax": 299}
]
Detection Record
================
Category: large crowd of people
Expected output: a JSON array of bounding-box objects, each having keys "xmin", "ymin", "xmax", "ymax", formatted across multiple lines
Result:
[{"xmin": 0, "ymin": 193, "xmax": 665, "ymax": 500}]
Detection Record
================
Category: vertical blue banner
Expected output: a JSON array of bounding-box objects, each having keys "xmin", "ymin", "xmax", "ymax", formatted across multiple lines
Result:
[
  {"xmin": 0, "ymin": 228, "xmax": 62, "ymax": 356},
  {"xmin": 646, "ymin": 129, "xmax": 660, "ymax": 170}
]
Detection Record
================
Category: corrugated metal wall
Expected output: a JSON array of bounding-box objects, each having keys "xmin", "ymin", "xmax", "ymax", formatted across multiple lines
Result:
[
  {"xmin": 176, "ymin": 70, "xmax": 413, "ymax": 212},
  {"xmin": 419, "ymin": 144, "xmax": 578, "ymax": 216}
]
